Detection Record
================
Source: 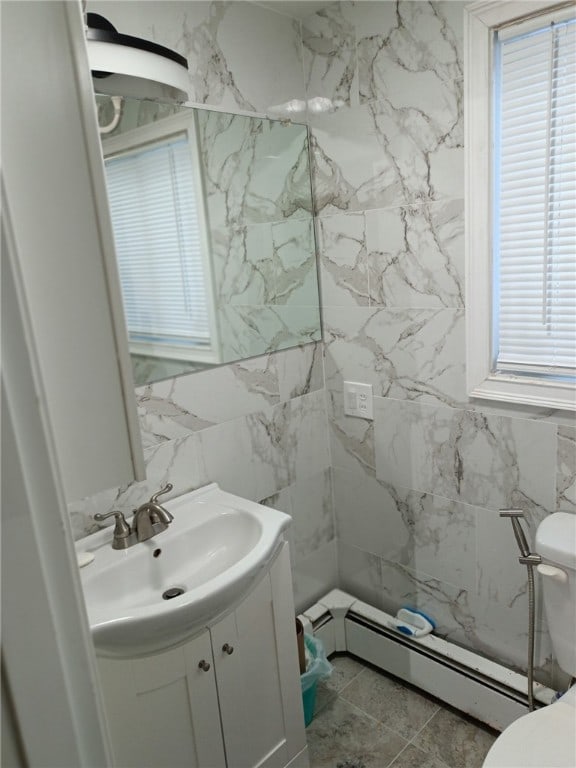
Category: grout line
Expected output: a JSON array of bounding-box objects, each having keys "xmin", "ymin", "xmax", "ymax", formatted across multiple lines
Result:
[
  {"xmin": 311, "ymin": 657, "xmax": 368, "ymax": 717},
  {"xmin": 385, "ymin": 741, "xmax": 412, "ymax": 768},
  {"xmin": 335, "ymin": 660, "xmax": 443, "ymax": 744},
  {"xmin": 329, "ymin": 693, "xmax": 386, "ymax": 728},
  {"xmin": 331, "ymin": 659, "xmax": 369, "ymax": 698},
  {"xmin": 402, "ymin": 705, "xmax": 441, "ymax": 749}
]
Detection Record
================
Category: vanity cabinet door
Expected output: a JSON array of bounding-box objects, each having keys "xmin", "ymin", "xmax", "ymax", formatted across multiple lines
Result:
[
  {"xmin": 98, "ymin": 629, "xmax": 226, "ymax": 768},
  {"xmin": 211, "ymin": 543, "xmax": 307, "ymax": 768}
]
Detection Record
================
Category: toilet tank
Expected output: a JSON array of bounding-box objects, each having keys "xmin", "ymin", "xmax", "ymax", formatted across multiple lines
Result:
[{"xmin": 536, "ymin": 513, "xmax": 576, "ymax": 677}]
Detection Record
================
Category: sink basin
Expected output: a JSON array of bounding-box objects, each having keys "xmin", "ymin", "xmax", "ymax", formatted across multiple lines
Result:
[{"xmin": 76, "ymin": 484, "xmax": 291, "ymax": 658}]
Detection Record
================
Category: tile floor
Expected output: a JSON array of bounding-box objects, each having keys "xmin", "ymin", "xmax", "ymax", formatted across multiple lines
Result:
[{"xmin": 306, "ymin": 654, "xmax": 498, "ymax": 768}]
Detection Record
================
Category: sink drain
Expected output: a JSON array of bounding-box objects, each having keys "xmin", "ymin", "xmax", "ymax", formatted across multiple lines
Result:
[{"xmin": 162, "ymin": 587, "xmax": 185, "ymax": 600}]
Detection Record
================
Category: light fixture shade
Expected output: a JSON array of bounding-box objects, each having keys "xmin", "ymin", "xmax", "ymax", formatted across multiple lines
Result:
[{"xmin": 86, "ymin": 15, "xmax": 189, "ymax": 103}]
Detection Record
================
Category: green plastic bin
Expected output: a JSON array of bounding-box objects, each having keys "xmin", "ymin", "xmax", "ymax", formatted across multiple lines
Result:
[{"xmin": 300, "ymin": 634, "xmax": 332, "ymax": 726}]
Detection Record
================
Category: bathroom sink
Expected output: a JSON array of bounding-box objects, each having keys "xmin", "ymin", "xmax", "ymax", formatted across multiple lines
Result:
[{"xmin": 76, "ymin": 484, "xmax": 291, "ymax": 658}]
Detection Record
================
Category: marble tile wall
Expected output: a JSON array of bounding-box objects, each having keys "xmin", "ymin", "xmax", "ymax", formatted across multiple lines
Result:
[
  {"xmin": 303, "ymin": 0, "xmax": 575, "ymax": 684},
  {"xmin": 195, "ymin": 110, "xmax": 321, "ymax": 358},
  {"xmin": 77, "ymin": 0, "xmax": 575, "ymax": 677},
  {"xmin": 89, "ymin": 1, "xmax": 305, "ymax": 115},
  {"xmin": 78, "ymin": 0, "xmax": 336, "ymax": 610},
  {"xmin": 70, "ymin": 343, "xmax": 334, "ymax": 611}
]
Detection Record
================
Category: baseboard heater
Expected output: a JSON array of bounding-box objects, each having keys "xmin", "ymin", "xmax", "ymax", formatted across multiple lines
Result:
[{"xmin": 298, "ymin": 590, "xmax": 557, "ymax": 732}]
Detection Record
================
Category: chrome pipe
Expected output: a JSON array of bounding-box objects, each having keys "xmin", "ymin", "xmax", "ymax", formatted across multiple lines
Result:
[{"xmin": 500, "ymin": 509, "xmax": 541, "ymax": 712}]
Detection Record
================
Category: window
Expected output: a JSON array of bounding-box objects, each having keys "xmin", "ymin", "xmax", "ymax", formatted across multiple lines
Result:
[
  {"xmin": 466, "ymin": 1, "xmax": 576, "ymax": 410},
  {"xmin": 102, "ymin": 113, "xmax": 219, "ymax": 364}
]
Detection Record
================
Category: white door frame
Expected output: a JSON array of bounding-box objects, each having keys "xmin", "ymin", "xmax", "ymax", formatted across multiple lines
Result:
[
  {"xmin": 2, "ymin": 185, "xmax": 113, "ymax": 766},
  {"xmin": 1, "ymin": 0, "xmax": 135, "ymax": 763}
]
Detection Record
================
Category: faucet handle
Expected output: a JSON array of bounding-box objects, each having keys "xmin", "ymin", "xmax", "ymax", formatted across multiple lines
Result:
[
  {"xmin": 94, "ymin": 509, "xmax": 128, "ymax": 526},
  {"xmin": 93, "ymin": 510, "xmax": 131, "ymax": 543},
  {"xmin": 150, "ymin": 483, "xmax": 173, "ymax": 505}
]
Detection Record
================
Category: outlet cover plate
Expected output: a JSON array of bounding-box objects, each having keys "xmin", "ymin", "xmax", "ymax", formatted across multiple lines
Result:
[{"xmin": 343, "ymin": 381, "xmax": 373, "ymax": 420}]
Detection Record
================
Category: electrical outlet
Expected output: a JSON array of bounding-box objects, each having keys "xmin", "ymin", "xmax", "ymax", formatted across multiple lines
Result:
[{"xmin": 343, "ymin": 381, "xmax": 373, "ymax": 419}]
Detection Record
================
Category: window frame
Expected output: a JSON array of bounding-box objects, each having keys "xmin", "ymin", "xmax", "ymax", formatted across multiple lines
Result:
[
  {"xmin": 465, "ymin": 0, "xmax": 575, "ymax": 411},
  {"xmin": 102, "ymin": 110, "xmax": 222, "ymax": 365}
]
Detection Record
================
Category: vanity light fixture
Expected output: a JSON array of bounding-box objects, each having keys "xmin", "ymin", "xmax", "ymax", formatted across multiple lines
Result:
[{"xmin": 86, "ymin": 13, "xmax": 189, "ymax": 103}]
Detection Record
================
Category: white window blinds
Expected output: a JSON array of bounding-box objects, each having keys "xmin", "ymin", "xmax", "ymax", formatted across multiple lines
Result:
[
  {"xmin": 494, "ymin": 13, "xmax": 576, "ymax": 378},
  {"xmin": 104, "ymin": 134, "xmax": 211, "ymax": 349}
]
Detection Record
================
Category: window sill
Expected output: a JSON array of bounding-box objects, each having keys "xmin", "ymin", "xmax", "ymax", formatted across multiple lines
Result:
[{"xmin": 468, "ymin": 374, "xmax": 575, "ymax": 412}]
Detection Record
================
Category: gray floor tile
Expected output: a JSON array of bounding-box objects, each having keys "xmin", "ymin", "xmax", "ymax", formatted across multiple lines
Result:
[
  {"xmin": 412, "ymin": 707, "xmax": 497, "ymax": 768},
  {"xmin": 315, "ymin": 654, "xmax": 367, "ymax": 713},
  {"xmin": 340, "ymin": 666, "xmax": 441, "ymax": 739},
  {"xmin": 307, "ymin": 697, "xmax": 408, "ymax": 768},
  {"xmin": 326, "ymin": 654, "xmax": 367, "ymax": 693},
  {"xmin": 389, "ymin": 744, "xmax": 451, "ymax": 768}
]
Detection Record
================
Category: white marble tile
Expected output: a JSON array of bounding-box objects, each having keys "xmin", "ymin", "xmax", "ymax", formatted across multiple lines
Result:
[
  {"xmin": 318, "ymin": 212, "xmax": 370, "ymax": 306},
  {"xmin": 268, "ymin": 305, "xmax": 323, "ymax": 339},
  {"xmin": 143, "ymin": 433, "xmax": 207, "ymax": 499},
  {"xmin": 262, "ymin": 469, "xmax": 335, "ymax": 576},
  {"xmin": 277, "ymin": 342, "xmax": 324, "ymax": 401},
  {"xmin": 328, "ymin": 389, "xmax": 376, "ymax": 476},
  {"xmin": 310, "ymin": 103, "xmax": 403, "ymax": 215},
  {"xmin": 338, "ymin": 541, "xmax": 386, "ymax": 611},
  {"xmin": 324, "ymin": 306, "xmax": 466, "ymax": 407},
  {"xmin": 261, "ymin": 484, "xmax": 294, "ymax": 518},
  {"xmin": 247, "ymin": 390, "xmax": 330, "ymax": 501},
  {"xmin": 213, "ymin": 2, "xmax": 305, "ymax": 114},
  {"xmin": 355, "ymin": 0, "xmax": 464, "ymax": 104},
  {"xmin": 455, "ymin": 584, "xmax": 555, "ymax": 681},
  {"xmin": 198, "ymin": 111, "xmax": 312, "ymax": 229},
  {"xmin": 68, "ymin": 433, "xmax": 206, "ymax": 539},
  {"xmin": 68, "ymin": 486, "xmax": 120, "ymax": 541},
  {"xmin": 272, "ymin": 217, "xmax": 318, "ymax": 306},
  {"xmin": 218, "ymin": 304, "xmax": 321, "ymax": 361},
  {"xmin": 310, "ymin": 77, "xmax": 462, "ymax": 216},
  {"xmin": 198, "ymin": 416, "xmax": 257, "ymax": 499},
  {"xmin": 366, "ymin": 200, "xmax": 464, "ymax": 309},
  {"xmin": 334, "ymin": 468, "xmax": 408, "ymax": 560},
  {"xmin": 211, "ymin": 217, "xmax": 319, "ymax": 309},
  {"xmin": 289, "ymin": 469, "xmax": 335, "ymax": 560},
  {"xmin": 371, "ymin": 71, "xmax": 463, "ymax": 197},
  {"xmin": 211, "ymin": 223, "xmax": 275, "ymax": 307},
  {"xmin": 375, "ymin": 556, "xmax": 554, "ymax": 681},
  {"xmin": 91, "ymin": 1, "xmax": 306, "ymax": 115},
  {"xmin": 135, "ymin": 345, "xmax": 322, "ymax": 451},
  {"xmin": 136, "ymin": 355, "xmax": 281, "ymax": 445},
  {"xmin": 374, "ymin": 399, "xmax": 557, "ymax": 513},
  {"xmin": 136, "ymin": 344, "xmax": 324, "ymax": 449},
  {"xmin": 293, "ymin": 539, "xmax": 338, "ymax": 615},
  {"xmin": 411, "ymin": 515, "xmax": 476, "ymax": 598},
  {"xmin": 334, "ymin": 468, "xmax": 477, "ymax": 591},
  {"xmin": 286, "ymin": 389, "xmax": 331, "ymax": 478},
  {"xmin": 301, "ymin": 2, "xmax": 357, "ymax": 109},
  {"xmin": 557, "ymin": 426, "xmax": 576, "ymax": 513}
]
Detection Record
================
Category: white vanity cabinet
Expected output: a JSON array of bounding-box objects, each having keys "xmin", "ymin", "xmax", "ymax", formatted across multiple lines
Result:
[{"xmin": 97, "ymin": 542, "xmax": 309, "ymax": 768}]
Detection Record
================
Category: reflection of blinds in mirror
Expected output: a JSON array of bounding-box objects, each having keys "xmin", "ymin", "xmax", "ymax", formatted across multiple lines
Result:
[{"xmin": 104, "ymin": 134, "xmax": 211, "ymax": 347}]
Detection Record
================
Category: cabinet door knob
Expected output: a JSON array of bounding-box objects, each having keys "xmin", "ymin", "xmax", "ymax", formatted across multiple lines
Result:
[
  {"xmin": 222, "ymin": 643, "xmax": 234, "ymax": 655},
  {"xmin": 198, "ymin": 659, "xmax": 211, "ymax": 672}
]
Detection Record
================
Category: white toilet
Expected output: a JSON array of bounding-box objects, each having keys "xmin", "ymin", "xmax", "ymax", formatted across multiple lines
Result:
[{"xmin": 483, "ymin": 512, "xmax": 576, "ymax": 768}]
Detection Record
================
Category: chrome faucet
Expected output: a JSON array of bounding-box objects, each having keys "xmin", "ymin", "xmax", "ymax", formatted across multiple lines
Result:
[
  {"xmin": 94, "ymin": 483, "xmax": 174, "ymax": 549},
  {"xmin": 132, "ymin": 484, "xmax": 174, "ymax": 542}
]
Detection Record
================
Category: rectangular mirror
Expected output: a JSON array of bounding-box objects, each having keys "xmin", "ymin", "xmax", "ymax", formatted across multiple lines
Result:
[{"xmin": 96, "ymin": 95, "xmax": 321, "ymax": 387}]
